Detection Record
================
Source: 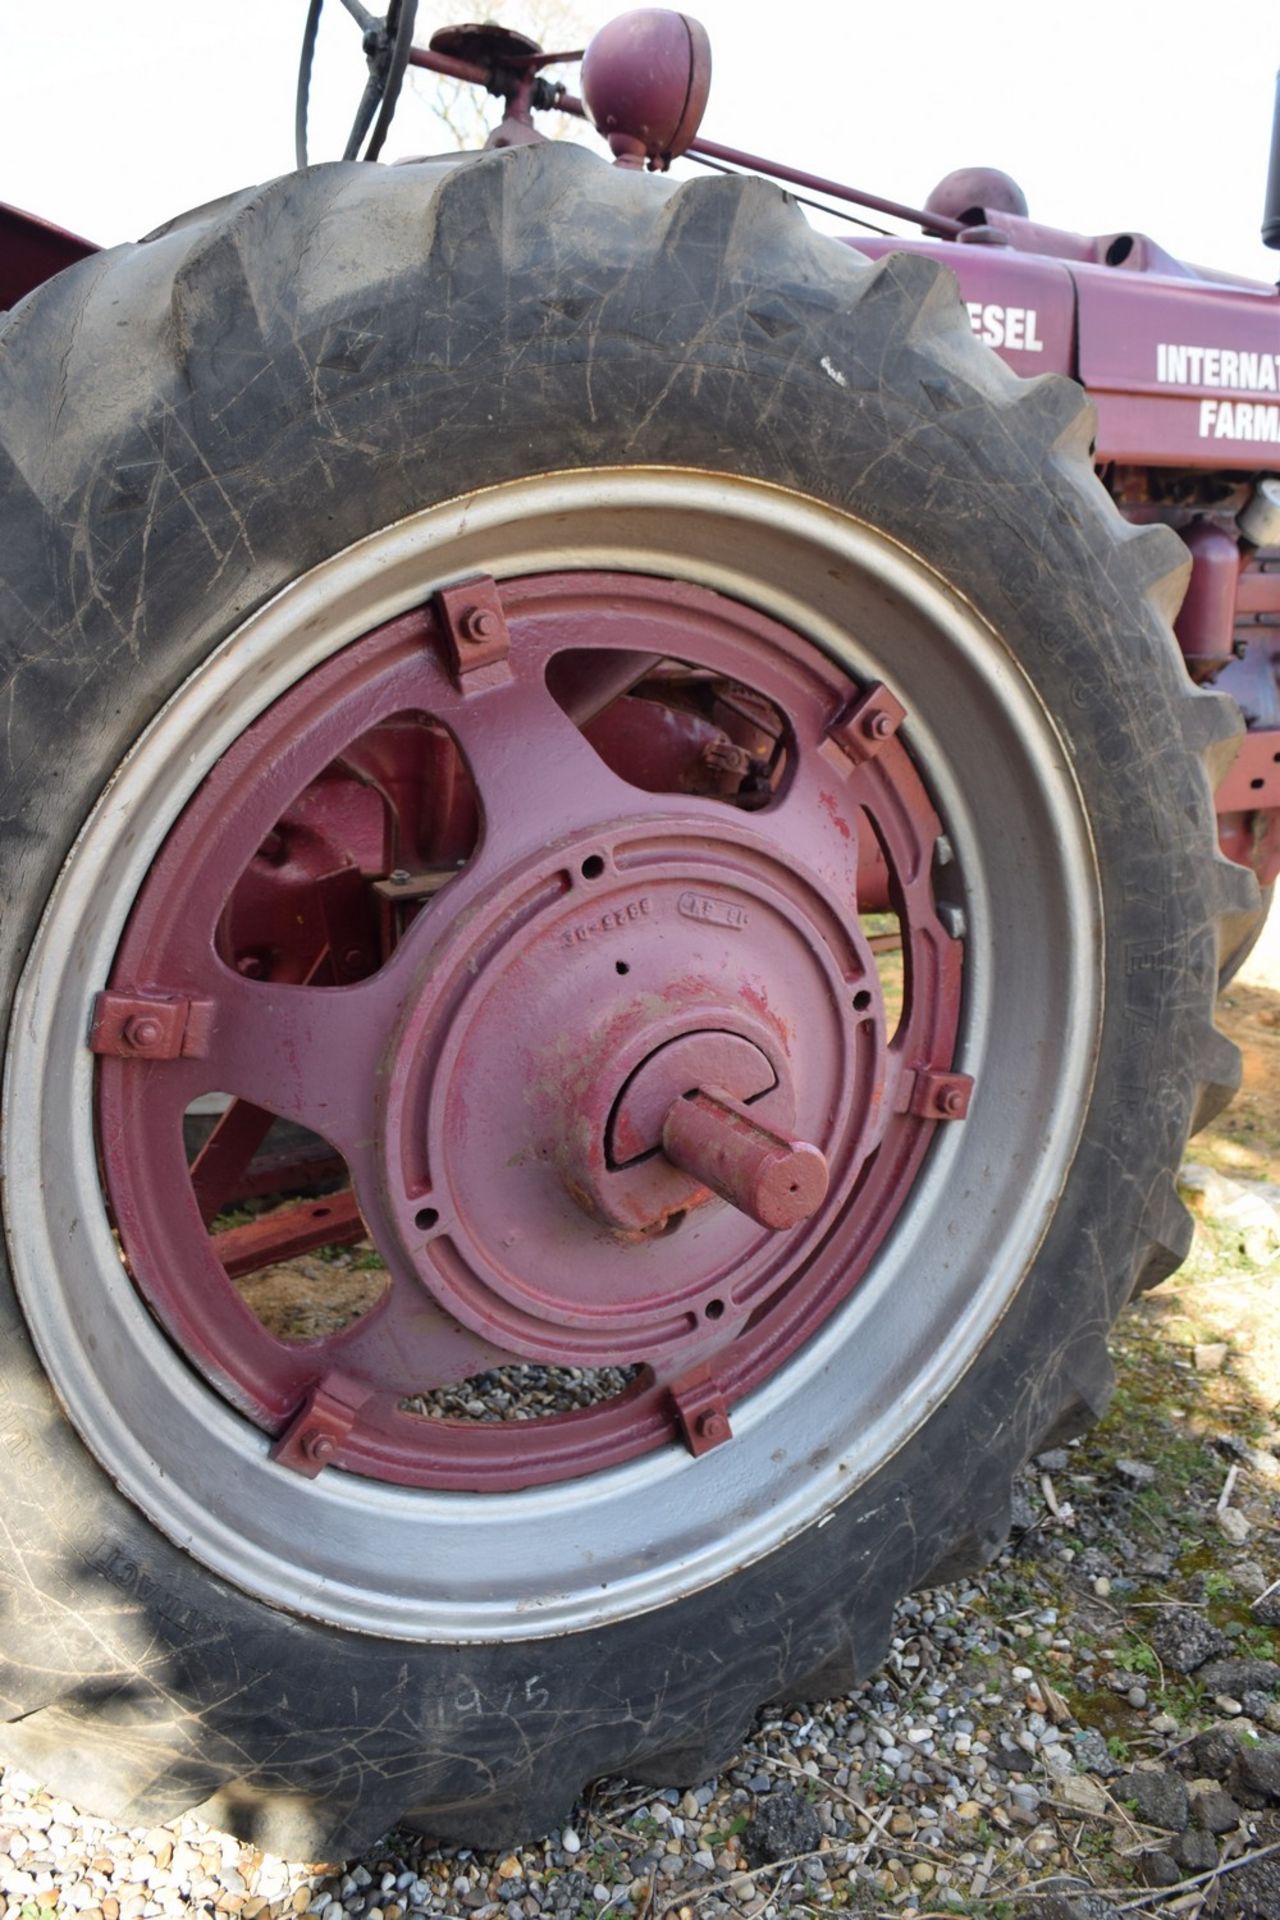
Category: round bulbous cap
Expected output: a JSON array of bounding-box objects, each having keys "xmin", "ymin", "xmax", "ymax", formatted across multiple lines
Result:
[
  {"xmin": 581, "ymin": 9, "xmax": 711, "ymax": 168},
  {"xmin": 926, "ymin": 166, "xmax": 1029, "ymax": 222}
]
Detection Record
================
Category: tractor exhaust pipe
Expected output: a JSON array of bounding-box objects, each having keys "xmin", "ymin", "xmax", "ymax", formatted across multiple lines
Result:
[{"xmin": 1265, "ymin": 69, "xmax": 1280, "ymax": 248}]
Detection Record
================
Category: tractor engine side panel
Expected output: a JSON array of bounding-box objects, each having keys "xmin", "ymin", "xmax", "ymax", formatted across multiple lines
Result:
[
  {"xmin": 1074, "ymin": 267, "xmax": 1280, "ymax": 469},
  {"xmin": 847, "ymin": 237, "xmax": 1076, "ymax": 380}
]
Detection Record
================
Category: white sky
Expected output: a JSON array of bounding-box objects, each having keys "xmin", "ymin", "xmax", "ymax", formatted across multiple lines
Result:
[{"xmin": 2, "ymin": 1, "xmax": 1278, "ymax": 286}]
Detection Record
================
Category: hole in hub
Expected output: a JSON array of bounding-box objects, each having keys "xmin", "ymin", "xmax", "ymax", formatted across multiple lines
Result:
[
  {"xmin": 546, "ymin": 650, "xmax": 790, "ymax": 812},
  {"xmin": 415, "ymin": 1206, "xmax": 440, "ymax": 1231},
  {"xmin": 219, "ymin": 710, "xmax": 479, "ymax": 992},
  {"xmin": 859, "ymin": 809, "xmax": 908, "ymax": 1042},
  {"xmin": 182, "ymin": 1094, "xmax": 385, "ymax": 1344},
  {"xmin": 401, "ymin": 1362, "xmax": 642, "ymax": 1423},
  {"xmin": 852, "ymin": 987, "xmax": 872, "ymax": 1012},
  {"xmin": 704, "ymin": 1298, "xmax": 725, "ymax": 1320},
  {"xmin": 581, "ymin": 853, "xmax": 606, "ymax": 880},
  {"xmin": 615, "ymin": 960, "xmax": 630, "ymax": 975}
]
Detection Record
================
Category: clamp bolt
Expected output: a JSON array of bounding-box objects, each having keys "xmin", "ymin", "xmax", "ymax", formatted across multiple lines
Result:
[
  {"xmin": 301, "ymin": 1430, "xmax": 336, "ymax": 1465},
  {"xmin": 698, "ymin": 1410, "xmax": 731, "ymax": 1445},
  {"xmin": 122, "ymin": 1014, "xmax": 165, "ymax": 1052},
  {"xmin": 460, "ymin": 607, "xmax": 499, "ymax": 644}
]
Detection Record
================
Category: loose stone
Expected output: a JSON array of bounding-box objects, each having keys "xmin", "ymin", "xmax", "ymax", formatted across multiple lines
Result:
[{"xmin": 1114, "ymin": 1766, "xmax": 1189, "ymax": 1832}]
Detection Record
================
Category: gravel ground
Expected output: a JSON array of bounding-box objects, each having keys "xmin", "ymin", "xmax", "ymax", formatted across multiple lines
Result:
[{"xmin": 2, "ymin": 929, "xmax": 1277, "ymax": 1919}]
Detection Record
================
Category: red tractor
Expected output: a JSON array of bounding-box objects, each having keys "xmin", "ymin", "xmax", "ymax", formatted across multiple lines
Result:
[{"xmin": 0, "ymin": 2, "xmax": 1274, "ymax": 1859}]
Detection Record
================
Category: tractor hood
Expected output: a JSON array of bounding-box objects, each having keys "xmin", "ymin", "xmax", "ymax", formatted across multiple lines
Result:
[{"xmin": 851, "ymin": 233, "xmax": 1280, "ymax": 471}]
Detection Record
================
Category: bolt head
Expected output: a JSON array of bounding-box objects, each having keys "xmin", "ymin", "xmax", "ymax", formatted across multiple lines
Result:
[
  {"xmin": 461, "ymin": 607, "xmax": 499, "ymax": 644},
  {"xmin": 865, "ymin": 708, "xmax": 893, "ymax": 740},
  {"xmin": 301, "ymin": 1430, "xmax": 336, "ymax": 1463},
  {"xmin": 697, "ymin": 1409, "xmax": 730, "ymax": 1444},
  {"xmin": 703, "ymin": 739, "xmax": 749, "ymax": 773},
  {"xmin": 939, "ymin": 1085, "xmax": 966, "ymax": 1117},
  {"xmin": 123, "ymin": 1014, "xmax": 164, "ymax": 1052}
]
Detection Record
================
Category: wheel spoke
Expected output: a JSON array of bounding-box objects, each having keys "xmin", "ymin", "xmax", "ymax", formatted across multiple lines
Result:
[
  {"xmin": 444, "ymin": 670, "xmax": 651, "ymax": 864},
  {"xmin": 763, "ymin": 742, "xmax": 864, "ymax": 904},
  {"xmin": 302, "ymin": 1263, "xmax": 518, "ymax": 1394},
  {"xmin": 193, "ymin": 970, "xmax": 395, "ymax": 1169}
]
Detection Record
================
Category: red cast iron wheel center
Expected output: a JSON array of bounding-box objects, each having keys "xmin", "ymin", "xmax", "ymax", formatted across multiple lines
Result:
[
  {"xmin": 94, "ymin": 569, "xmax": 965, "ymax": 1490},
  {"xmin": 376, "ymin": 819, "xmax": 872, "ymax": 1363}
]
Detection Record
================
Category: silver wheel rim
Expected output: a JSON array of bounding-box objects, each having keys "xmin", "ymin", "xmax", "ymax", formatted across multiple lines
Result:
[{"xmin": 4, "ymin": 469, "xmax": 1100, "ymax": 1641}]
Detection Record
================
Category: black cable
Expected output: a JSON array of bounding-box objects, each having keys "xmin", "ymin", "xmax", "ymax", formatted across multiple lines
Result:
[{"xmin": 682, "ymin": 151, "xmax": 896, "ymax": 237}]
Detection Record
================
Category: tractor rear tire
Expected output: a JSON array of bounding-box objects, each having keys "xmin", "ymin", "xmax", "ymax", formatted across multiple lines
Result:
[{"xmin": 0, "ymin": 145, "xmax": 1251, "ymax": 1859}]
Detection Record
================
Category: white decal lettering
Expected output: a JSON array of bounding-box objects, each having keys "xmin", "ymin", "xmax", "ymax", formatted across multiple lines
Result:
[
  {"xmin": 1160, "ymin": 342, "xmax": 1280, "ymax": 396},
  {"xmin": 965, "ymin": 304, "xmax": 1044, "ymax": 354},
  {"xmin": 1197, "ymin": 397, "xmax": 1280, "ymax": 440}
]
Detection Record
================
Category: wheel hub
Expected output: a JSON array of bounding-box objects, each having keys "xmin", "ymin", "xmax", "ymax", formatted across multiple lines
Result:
[{"xmin": 375, "ymin": 820, "xmax": 877, "ymax": 1366}]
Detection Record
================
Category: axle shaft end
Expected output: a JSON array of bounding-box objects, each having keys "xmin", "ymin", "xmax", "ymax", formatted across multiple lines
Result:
[{"xmin": 662, "ymin": 1087, "xmax": 828, "ymax": 1230}]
